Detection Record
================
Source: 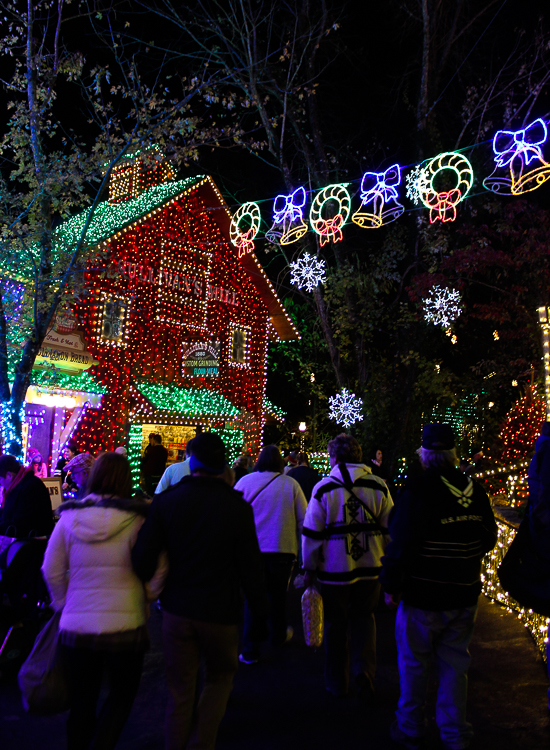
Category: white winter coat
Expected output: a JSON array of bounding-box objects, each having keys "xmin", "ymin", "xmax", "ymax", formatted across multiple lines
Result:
[
  {"xmin": 234, "ymin": 471, "xmax": 307, "ymax": 555},
  {"xmin": 42, "ymin": 494, "xmax": 166, "ymax": 635}
]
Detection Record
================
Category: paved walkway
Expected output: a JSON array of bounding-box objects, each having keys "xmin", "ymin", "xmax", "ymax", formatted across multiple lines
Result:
[{"xmin": 1, "ymin": 591, "xmax": 549, "ymax": 750}]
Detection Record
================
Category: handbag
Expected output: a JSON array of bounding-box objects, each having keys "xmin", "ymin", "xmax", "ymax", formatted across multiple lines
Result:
[
  {"xmin": 0, "ymin": 532, "xmax": 17, "ymax": 563},
  {"xmin": 301, "ymin": 585, "xmax": 324, "ymax": 647},
  {"xmin": 18, "ymin": 610, "xmax": 70, "ymax": 715},
  {"xmin": 497, "ymin": 519, "xmax": 550, "ymax": 616}
]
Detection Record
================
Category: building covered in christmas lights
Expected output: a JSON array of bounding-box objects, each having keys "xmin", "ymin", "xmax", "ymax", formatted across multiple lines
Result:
[{"xmin": 24, "ymin": 151, "xmax": 298, "ymax": 484}]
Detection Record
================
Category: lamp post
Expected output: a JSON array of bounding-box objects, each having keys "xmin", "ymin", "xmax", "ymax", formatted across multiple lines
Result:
[
  {"xmin": 298, "ymin": 421, "xmax": 307, "ymax": 450},
  {"xmin": 538, "ymin": 306, "xmax": 550, "ymax": 420}
]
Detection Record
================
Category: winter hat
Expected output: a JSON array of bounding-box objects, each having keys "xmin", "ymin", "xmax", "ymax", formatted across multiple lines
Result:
[
  {"xmin": 65, "ymin": 452, "xmax": 94, "ymax": 473},
  {"xmin": 114, "ymin": 446, "xmax": 128, "ymax": 456},
  {"xmin": 421, "ymin": 423, "xmax": 455, "ymax": 450},
  {"xmin": 189, "ymin": 433, "xmax": 226, "ymax": 475},
  {"xmin": 541, "ymin": 422, "xmax": 550, "ymax": 437},
  {"xmin": 27, "ymin": 448, "xmax": 41, "ymax": 461}
]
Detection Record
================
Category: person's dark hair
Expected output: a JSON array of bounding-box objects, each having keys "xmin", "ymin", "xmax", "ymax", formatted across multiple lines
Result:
[
  {"xmin": 296, "ymin": 452, "xmax": 310, "ymax": 466},
  {"xmin": 65, "ymin": 440, "xmax": 77, "ymax": 454},
  {"xmin": 153, "ymin": 434, "xmax": 163, "ymax": 445},
  {"xmin": 86, "ymin": 452, "xmax": 132, "ymax": 497},
  {"xmin": 185, "ymin": 437, "xmax": 196, "ymax": 457},
  {"xmin": 0, "ymin": 454, "xmax": 21, "ymax": 477},
  {"xmin": 254, "ymin": 445, "xmax": 285, "ymax": 473},
  {"xmin": 327, "ymin": 433, "xmax": 362, "ymax": 463},
  {"xmin": 191, "ymin": 432, "xmax": 226, "ymax": 474}
]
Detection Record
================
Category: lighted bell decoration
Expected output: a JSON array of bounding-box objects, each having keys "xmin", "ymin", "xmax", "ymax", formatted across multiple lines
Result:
[
  {"xmin": 352, "ymin": 164, "xmax": 404, "ymax": 229},
  {"xmin": 266, "ymin": 187, "xmax": 308, "ymax": 245},
  {"xmin": 483, "ymin": 118, "xmax": 550, "ymax": 196}
]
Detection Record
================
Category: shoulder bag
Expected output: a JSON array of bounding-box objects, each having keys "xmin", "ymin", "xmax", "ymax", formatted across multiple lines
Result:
[{"xmin": 18, "ymin": 610, "xmax": 70, "ymax": 715}]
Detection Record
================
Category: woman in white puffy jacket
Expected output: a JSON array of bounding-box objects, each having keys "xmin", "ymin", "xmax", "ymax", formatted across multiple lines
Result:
[{"xmin": 42, "ymin": 451, "xmax": 166, "ymax": 750}]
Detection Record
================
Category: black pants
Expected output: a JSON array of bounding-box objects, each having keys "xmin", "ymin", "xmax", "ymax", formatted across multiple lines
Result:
[
  {"xmin": 60, "ymin": 645, "xmax": 144, "ymax": 750},
  {"xmin": 321, "ymin": 579, "xmax": 380, "ymax": 696},
  {"xmin": 241, "ymin": 552, "xmax": 295, "ymax": 658}
]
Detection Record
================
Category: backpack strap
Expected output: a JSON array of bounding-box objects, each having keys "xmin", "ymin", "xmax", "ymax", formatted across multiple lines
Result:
[
  {"xmin": 312, "ymin": 464, "xmax": 388, "ymax": 535},
  {"xmin": 245, "ymin": 473, "xmax": 282, "ymax": 505}
]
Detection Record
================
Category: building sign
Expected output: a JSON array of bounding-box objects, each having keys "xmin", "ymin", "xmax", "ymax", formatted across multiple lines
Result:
[
  {"xmin": 182, "ymin": 341, "xmax": 221, "ymax": 378},
  {"xmin": 115, "ymin": 246, "xmax": 239, "ymax": 334},
  {"xmin": 35, "ymin": 310, "xmax": 98, "ymax": 375},
  {"xmin": 42, "ymin": 477, "xmax": 63, "ymax": 511}
]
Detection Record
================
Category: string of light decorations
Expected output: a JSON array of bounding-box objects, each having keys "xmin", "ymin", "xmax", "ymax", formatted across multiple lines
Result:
[{"xmin": 482, "ymin": 517, "xmax": 549, "ymax": 662}]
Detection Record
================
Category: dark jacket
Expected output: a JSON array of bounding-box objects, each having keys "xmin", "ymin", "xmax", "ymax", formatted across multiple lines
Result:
[
  {"xmin": 527, "ymin": 434, "xmax": 550, "ymax": 514},
  {"xmin": 141, "ymin": 444, "xmax": 168, "ymax": 476},
  {"xmin": 286, "ymin": 465, "xmax": 322, "ymax": 502},
  {"xmin": 380, "ymin": 466, "xmax": 497, "ymax": 610},
  {"xmin": 131, "ymin": 475, "xmax": 268, "ymax": 624},
  {"xmin": 0, "ymin": 468, "xmax": 54, "ymax": 538}
]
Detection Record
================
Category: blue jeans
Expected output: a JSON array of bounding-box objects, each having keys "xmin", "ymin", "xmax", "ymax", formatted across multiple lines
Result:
[{"xmin": 395, "ymin": 602, "xmax": 477, "ymax": 749}]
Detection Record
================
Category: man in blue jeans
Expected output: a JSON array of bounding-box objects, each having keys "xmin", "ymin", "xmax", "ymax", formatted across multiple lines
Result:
[{"xmin": 380, "ymin": 423, "xmax": 497, "ymax": 750}]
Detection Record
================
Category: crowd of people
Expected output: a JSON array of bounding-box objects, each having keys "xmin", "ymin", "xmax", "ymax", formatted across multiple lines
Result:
[{"xmin": 0, "ymin": 422, "xmax": 549, "ymax": 750}]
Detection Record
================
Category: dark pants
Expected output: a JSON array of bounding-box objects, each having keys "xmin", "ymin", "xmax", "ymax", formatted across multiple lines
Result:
[
  {"xmin": 60, "ymin": 645, "xmax": 144, "ymax": 750},
  {"xmin": 162, "ymin": 610, "xmax": 239, "ymax": 750},
  {"xmin": 321, "ymin": 579, "xmax": 380, "ymax": 696},
  {"xmin": 241, "ymin": 552, "xmax": 295, "ymax": 659}
]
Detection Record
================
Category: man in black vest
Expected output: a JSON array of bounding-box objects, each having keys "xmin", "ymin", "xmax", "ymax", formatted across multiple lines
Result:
[{"xmin": 380, "ymin": 423, "xmax": 497, "ymax": 750}]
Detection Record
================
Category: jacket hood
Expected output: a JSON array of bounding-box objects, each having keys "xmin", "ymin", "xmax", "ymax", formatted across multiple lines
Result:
[
  {"xmin": 58, "ymin": 493, "xmax": 148, "ymax": 543},
  {"xmin": 330, "ymin": 463, "xmax": 371, "ymax": 485}
]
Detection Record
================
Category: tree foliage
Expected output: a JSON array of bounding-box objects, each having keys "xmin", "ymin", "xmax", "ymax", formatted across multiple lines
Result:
[{"xmin": 122, "ymin": 0, "xmax": 550, "ymax": 466}]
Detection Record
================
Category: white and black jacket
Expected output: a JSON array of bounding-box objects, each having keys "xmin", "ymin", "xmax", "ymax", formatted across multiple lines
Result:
[{"xmin": 302, "ymin": 463, "xmax": 393, "ymax": 585}]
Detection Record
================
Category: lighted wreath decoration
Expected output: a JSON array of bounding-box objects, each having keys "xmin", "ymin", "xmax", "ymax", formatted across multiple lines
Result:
[
  {"xmin": 309, "ymin": 184, "xmax": 351, "ymax": 245},
  {"xmin": 230, "ymin": 202, "xmax": 261, "ymax": 258},
  {"xmin": 415, "ymin": 152, "xmax": 474, "ymax": 224}
]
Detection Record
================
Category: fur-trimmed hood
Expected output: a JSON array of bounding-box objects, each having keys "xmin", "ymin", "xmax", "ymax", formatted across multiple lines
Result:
[{"xmin": 57, "ymin": 493, "xmax": 151, "ymax": 544}]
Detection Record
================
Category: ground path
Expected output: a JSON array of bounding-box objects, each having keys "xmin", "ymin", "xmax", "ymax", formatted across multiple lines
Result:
[{"xmin": 1, "ymin": 589, "xmax": 549, "ymax": 749}]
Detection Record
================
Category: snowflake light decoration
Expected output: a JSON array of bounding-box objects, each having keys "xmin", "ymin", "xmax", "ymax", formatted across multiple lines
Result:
[
  {"xmin": 423, "ymin": 285, "xmax": 462, "ymax": 328},
  {"xmin": 290, "ymin": 252, "xmax": 327, "ymax": 293},
  {"xmin": 328, "ymin": 388, "xmax": 363, "ymax": 429},
  {"xmin": 406, "ymin": 164, "xmax": 430, "ymax": 205}
]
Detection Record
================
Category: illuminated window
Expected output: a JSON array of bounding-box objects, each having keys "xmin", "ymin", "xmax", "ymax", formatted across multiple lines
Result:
[
  {"xmin": 101, "ymin": 297, "xmax": 128, "ymax": 343},
  {"xmin": 230, "ymin": 328, "xmax": 248, "ymax": 366}
]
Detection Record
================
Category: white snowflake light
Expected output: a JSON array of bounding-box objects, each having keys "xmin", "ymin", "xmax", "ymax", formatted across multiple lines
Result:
[
  {"xmin": 406, "ymin": 164, "xmax": 430, "ymax": 205},
  {"xmin": 328, "ymin": 388, "xmax": 363, "ymax": 429},
  {"xmin": 290, "ymin": 252, "xmax": 327, "ymax": 293},
  {"xmin": 423, "ymin": 285, "xmax": 462, "ymax": 328}
]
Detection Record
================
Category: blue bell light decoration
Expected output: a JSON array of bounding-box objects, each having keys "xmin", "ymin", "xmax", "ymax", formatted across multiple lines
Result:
[
  {"xmin": 265, "ymin": 186, "xmax": 308, "ymax": 245},
  {"xmin": 352, "ymin": 164, "xmax": 404, "ymax": 229},
  {"xmin": 483, "ymin": 118, "xmax": 550, "ymax": 196}
]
